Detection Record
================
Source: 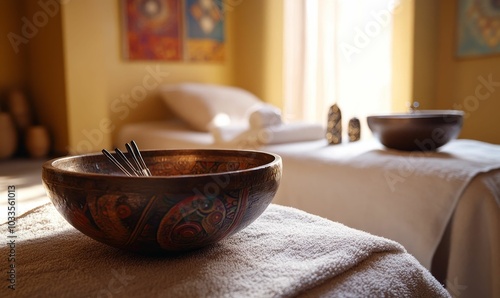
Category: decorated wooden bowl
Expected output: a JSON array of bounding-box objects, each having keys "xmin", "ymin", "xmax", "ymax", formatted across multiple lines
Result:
[
  {"xmin": 42, "ymin": 149, "xmax": 281, "ymax": 254},
  {"xmin": 367, "ymin": 110, "xmax": 464, "ymax": 151}
]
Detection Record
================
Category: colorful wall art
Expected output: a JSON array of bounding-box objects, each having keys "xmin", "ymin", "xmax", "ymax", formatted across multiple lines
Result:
[
  {"xmin": 122, "ymin": 0, "xmax": 225, "ymax": 62},
  {"xmin": 457, "ymin": 0, "xmax": 500, "ymax": 58},
  {"xmin": 184, "ymin": 0, "xmax": 225, "ymax": 62}
]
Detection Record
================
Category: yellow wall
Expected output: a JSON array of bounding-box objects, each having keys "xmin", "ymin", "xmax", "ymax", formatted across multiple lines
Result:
[
  {"xmin": 436, "ymin": 0, "xmax": 500, "ymax": 144},
  {"xmin": 4, "ymin": 0, "xmax": 237, "ymax": 154},
  {"xmin": 412, "ymin": 0, "xmax": 439, "ymax": 110},
  {"xmin": 1, "ymin": 0, "xmax": 282, "ymax": 155},
  {"xmin": 2, "ymin": 0, "xmax": 283, "ymax": 155},
  {"xmin": 104, "ymin": 0, "xmax": 235, "ymax": 145},
  {"xmin": 61, "ymin": 0, "xmax": 114, "ymax": 154},
  {"xmin": 59, "ymin": 0, "xmax": 235, "ymax": 154},
  {"xmin": 391, "ymin": 0, "xmax": 415, "ymax": 112},
  {"xmin": 0, "ymin": 0, "xmax": 69, "ymax": 155},
  {"xmin": 392, "ymin": 0, "xmax": 499, "ymax": 144},
  {"xmin": 232, "ymin": 0, "xmax": 283, "ymax": 108},
  {"xmin": 4, "ymin": 0, "xmax": 498, "ymax": 153},
  {"xmin": 25, "ymin": 0, "xmax": 69, "ymax": 155},
  {"xmin": 0, "ymin": 1, "xmax": 27, "ymax": 92},
  {"xmin": 391, "ymin": 0, "xmax": 439, "ymax": 112}
]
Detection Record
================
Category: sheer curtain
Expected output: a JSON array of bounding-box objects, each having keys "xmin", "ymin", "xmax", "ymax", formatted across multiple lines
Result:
[{"xmin": 283, "ymin": 0, "xmax": 394, "ymax": 138}]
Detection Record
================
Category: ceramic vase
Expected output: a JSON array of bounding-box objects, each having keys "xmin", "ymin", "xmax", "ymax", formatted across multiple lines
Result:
[
  {"xmin": 0, "ymin": 113, "xmax": 18, "ymax": 159},
  {"xmin": 8, "ymin": 89, "xmax": 33, "ymax": 131},
  {"xmin": 25, "ymin": 125, "xmax": 50, "ymax": 158}
]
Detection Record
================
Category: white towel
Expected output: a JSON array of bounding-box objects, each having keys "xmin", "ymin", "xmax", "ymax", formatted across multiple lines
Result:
[
  {"xmin": 0, "ymin": 203, "xmax": 448, "ymax": 297},
  {"xmin": 248, "ymin": 104, "xmax": 282, "ymax": 129},
  {"xmin": 212, "ymin": 123, "xmax": 325, "ymax": 147},
  {"xmin": 256, "ymin": 123, "xmax": 325, "ymax": 144}
]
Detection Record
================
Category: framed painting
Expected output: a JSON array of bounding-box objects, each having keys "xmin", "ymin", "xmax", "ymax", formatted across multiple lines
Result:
[
  {"xmin": 456, "ymin": 0, "xmax": 500, "ymax": 58},
  {"xmin": 122, "ymin": 0, "xmax": 183, "ymax": 61},
  {"xmin": 184, "ymin": 0, "xmax": 225, "ymax": 62}
]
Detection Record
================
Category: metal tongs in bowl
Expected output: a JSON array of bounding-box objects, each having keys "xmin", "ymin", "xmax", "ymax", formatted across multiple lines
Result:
[{"xmin": 102, "ymin": 140, "xmax": 152, "ymax": 177}]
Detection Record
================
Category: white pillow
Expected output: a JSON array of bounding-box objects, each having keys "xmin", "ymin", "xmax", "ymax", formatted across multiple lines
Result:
[{"xmin": 159, "ymin": 83, "xmax": 263, "ymax": 132}]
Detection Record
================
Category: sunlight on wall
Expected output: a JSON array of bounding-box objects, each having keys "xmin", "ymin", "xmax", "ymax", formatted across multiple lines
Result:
[
  {"xmin": 336, "ymin": 0, "xmax": 394, "ymax": 138},
  {"xmin": 283, "ymin": 0, "xmax": 396, "ymax": 139}
]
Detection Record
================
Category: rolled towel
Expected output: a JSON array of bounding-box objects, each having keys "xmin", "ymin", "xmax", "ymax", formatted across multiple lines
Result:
[{"xmin": 248, "ymin": 104, "xmax": 282, "ymax": 129}]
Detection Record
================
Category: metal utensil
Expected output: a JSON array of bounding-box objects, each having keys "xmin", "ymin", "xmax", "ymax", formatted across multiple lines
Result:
[
  {"xmin": 129, "ymin": 140, "xmax": 152, "ymax": 176},
  {"xmin": 102, "ymin": 140, "xmax": 152, "ymax": 177}
]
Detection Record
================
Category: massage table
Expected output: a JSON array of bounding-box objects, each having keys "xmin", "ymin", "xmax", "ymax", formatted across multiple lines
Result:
[{"xmin": 117, "ymin": 119, "xmax": 500, "ymax": 298}]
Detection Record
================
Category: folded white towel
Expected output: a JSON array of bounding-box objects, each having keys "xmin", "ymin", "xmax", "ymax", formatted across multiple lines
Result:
[
  {"xmin": 212, "ymin": 122, "xmax": 325, "ymax": 147},
  {"xmin": 257, "ymin": 122, "xmax": 325, "ymax": 144},
  {"xmin": 248, "ymin": 104, "xmax": 282, "ymax": 129}
]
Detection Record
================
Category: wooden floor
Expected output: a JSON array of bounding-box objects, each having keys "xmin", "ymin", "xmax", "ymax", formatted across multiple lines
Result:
[{"xmin": 0, "ymin": 158, "xmax": 51, "ymax": 223}]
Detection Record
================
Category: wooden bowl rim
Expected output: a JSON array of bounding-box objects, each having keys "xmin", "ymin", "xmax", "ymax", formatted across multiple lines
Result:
[
  {"xmin": 43, "ymin": 149, "xmax": 282, "ymax": 180},
  {"xmin": 367, "ymin": 110, "xmax": 464, "ymax": 120}
]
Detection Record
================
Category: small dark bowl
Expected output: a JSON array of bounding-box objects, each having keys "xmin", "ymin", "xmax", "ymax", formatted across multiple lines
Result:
[
  {"xmin": 42, "ymin": 149, "xmax": 281, "ymax": 254},
  {"xmin": 367, "ymin": 110, "xmax": 464, "ymax": 151}
]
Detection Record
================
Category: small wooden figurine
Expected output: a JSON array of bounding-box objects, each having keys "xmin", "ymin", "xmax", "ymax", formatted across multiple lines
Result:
[
  {"xmin": 348, "ymin": 117, "xmax": 361, "ymax": 142},
  {"xmin": 326, "ymin": 104, "xmax": 342, "ymax": 145}
]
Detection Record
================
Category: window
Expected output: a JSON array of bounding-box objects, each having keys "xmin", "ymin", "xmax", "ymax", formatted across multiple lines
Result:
[{"xmin": 283, "ymin": 0, "xmax": 396, "ymax": 138}]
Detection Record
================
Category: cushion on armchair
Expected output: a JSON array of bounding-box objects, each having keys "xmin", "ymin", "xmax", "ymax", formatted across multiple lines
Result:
[{"xmin": 159, "ymin": 83, "xmax": 263, "ymax": 132}]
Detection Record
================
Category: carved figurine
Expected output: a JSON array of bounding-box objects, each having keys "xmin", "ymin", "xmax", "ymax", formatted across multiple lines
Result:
[
  {"xmin": 326, "ymin": 104, "xmax": 342, "ymax": 145},
  {"xmin": 348, "ymin": 117, "xmax": 361, "ymax": 142}
]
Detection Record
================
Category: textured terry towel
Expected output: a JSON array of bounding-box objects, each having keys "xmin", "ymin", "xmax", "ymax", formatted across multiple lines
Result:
[{"xmin": 0, "ymin": 203, "xmax": 448, "ymax": 297}]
